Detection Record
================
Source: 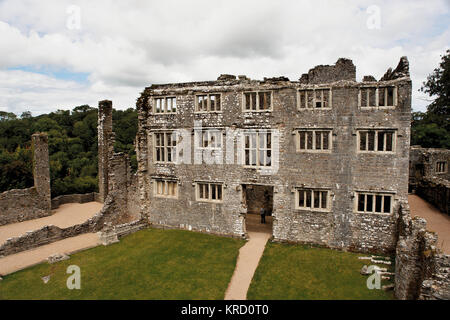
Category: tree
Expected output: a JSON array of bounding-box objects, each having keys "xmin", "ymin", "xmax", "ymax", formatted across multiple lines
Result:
[
  {"xmin": 412, "ymin": 50, "xmax": 450, "ymax": 148},
  {"xmin": 0, "ymin": 111, "xmax": 17, "ymax": 121}
]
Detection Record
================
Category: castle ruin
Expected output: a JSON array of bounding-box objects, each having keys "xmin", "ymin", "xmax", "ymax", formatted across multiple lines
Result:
[{"xmin": 134, "ymin": 57, "xmax": 412, "ymax": 253}]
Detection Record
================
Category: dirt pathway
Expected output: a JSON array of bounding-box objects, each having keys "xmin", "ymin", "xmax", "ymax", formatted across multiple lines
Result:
[
  {"xmin": 408, "ymin": 195, "xmax": 450, "ymax": 254},
  {"xmin": 0, "ymin": 202, "xmax": 102, "ymax": 245},
  {"xmin": 0, "ymin": 233, "xmax": 101, "ymax": 276},
  {"xmin": 224, "ymin": 231, "xmax": 270, "ymax": 300}
]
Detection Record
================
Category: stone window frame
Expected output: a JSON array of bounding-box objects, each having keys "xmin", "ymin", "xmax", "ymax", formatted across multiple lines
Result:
[
  {"xmin": 295, "ymin": 128, "xmax": 333, "ymax": 153},
  {"xmin": 195, "ymin": 128, "xmax": 224, "ymax": 150},
  {"xmin": 194, "ymin": 93, "xmax": 222, "ymax": 113},
  {"xmin": 358, "ymin": 85, "xmax": 397, "ymax": 109},
  {"xmin": 194, "ymin": 181, "xmax": 224, "ymax": 203},
  {"xmin": 297, "ymin": 88, "xmax": 332, "ymax": 110},
  {"xmin": 242, "ymin": 130, "xmax": 272, "ymax": 168},
  {"xmin": 152, "ymin": 178, "xmax": 179, "ymax": 199},
  {"xmin": 356, "ymin": 129, "xmax": 397, "ymax": 154},
  {"xmin": 152, "ymin": 96, "xmax": 177, "ymax": 114},
  {"xmin": 436, "ymin": 161, "xmax": 447, "ymax": 174},
  {"xmin": 152, "ymin": 131, "xmax": 177, "ymax": 164},
  {"xmin": 242, "ymin": 91, "xmax": 273, "ymax": 112},
  {"xmin": 294, "ymin": 187, "xmax": 331, "ymax": 212},
  {"xmin": 354, "ymin": 191, "xmax": 394, "ymax": 215}
]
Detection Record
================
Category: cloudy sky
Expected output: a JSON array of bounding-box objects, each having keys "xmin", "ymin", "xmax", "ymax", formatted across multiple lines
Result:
[{"xmin": 0, "ymin": 0, "xmax": 449, "ymax": 115}]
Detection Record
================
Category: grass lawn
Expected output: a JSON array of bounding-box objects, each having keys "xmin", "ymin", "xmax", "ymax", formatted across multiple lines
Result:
[
  {"xmin": 247, "ymin": 242, "xmax": 395, "ymax": 300},
  {"xmin": 0, "ymin": 228, "xmax": 244, "ymax": 300}
]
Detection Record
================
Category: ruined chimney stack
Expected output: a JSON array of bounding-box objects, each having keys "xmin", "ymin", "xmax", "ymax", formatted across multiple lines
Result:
[
  {"xmin": 31, "ymin": 132, "xmax": 51, "ymax": 212},
  {"xmin": 98, "ymin": 100, "xmax": 114, "ymax": 202}
]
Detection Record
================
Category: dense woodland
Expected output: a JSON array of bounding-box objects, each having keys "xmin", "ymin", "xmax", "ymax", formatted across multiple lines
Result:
[
  {"xmin": 0, "ymin": 51, "xmax": 448, "ymax": 197},
  {"xmin": 0, "ymin": 106, "xmax": 137, "ymax": 197}
]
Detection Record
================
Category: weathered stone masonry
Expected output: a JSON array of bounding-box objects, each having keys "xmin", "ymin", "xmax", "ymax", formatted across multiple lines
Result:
[
  {"xmin": 395, "ymin": 201, "xmax": 450, "ymax": 300},
  {"xmin": 409, "ymin": 147, "xmax": 450, "ymax": 214},
  {"xmin": 0, "ymin": 133, "xmax": 51, "ymax": 226},
  {"xmin": 97, "ymin": 100, "xmax": 141, "ymax": 222},
  {"xmin": 136, "ymin": 57, "xmax": 412, "ymax": 254},
  {"xmin": 98, "ymin": 100, "xmax": 114, "ymax": 203}
]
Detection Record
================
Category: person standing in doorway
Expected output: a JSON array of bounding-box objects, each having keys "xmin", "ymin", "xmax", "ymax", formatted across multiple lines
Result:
[{"xmin": 260, "ymin": 207, "xmax": 266, "ymax": 224}]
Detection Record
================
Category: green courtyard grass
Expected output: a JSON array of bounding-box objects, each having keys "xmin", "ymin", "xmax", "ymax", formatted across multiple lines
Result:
[
  {"xmin": 247, "ymin": 242, "xmax": 395, "ymax": 300},
  {"xmin": 0, "ymin": 228, "xmax": 244, "ymax": 300}
]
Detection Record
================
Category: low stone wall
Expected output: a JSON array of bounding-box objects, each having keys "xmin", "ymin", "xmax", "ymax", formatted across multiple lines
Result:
[
  {"xmin": 98, "ymin": 220, "xmax": 147, "ymax": 245},
  {"xmin": 416, "ymin": 177, "xmax": 450, "ymax": 215},
  {"xmin": 51, "ymin": 192, "xmax": 101, "ymax": 209},
  {"xmin": 0, "ymin": 187, "xmax": 51, "ymax": 226},
  {"xmin": 0, "ymin": 190, "xmax": 128, "ymax": 257},
  {"xmin": 394, "ymin": 201, "xmax": 450, "ymax": 300}
]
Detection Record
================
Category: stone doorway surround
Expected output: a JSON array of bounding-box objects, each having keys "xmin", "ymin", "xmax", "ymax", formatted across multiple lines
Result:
[{"xmin": 242, "ymin": 184, "xmax": 274, "ymax": 236}]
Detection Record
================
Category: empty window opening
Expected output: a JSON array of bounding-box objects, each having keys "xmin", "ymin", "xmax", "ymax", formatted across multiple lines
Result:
[
  {"xmin": 357, "ymin": 192, "xmax": 392, "ymax": 214},
  {"xmin": 154, "ymin": 132, "xmax": 177, "ymax": 163},
  {"xmin": 298, "ymin": 88, "xmax": 331, "ymax": 109},
  {"xmin": 154, "ymin": 97, "xmax": 177, "ymax": 114},
  {"xmin": 244, "ymin": 131, "xmax": 272, "ymax": 167},
  {"xmin": 358, "ymin": 130, "xmax": 394, "ymax": 152},
  {"xmin": 296, "ymin": 188, "xmax": 329, "ymax": 211},
  {"xmin": 436, "ymin": 161, "xmax": 447, "ymax": 173},
  {"xmin": 154, "ymin": 179, "xmax": 178, "ymax": 198},
  {"xmin": 197, "ymin": 183, "xmax": 223, "ymax": 202},
  {"xmin": 243, "ymin": 91, "xmax": 272, "ymax": 111},
  {"xmin": 359, "ymin": 86, "xmax": 396, "ymax": 108},
  {"xmin": 298, "ymin": 130, "xmax": 331, "ymax": 152},
  {"xmin": 195, "ymin": 94, "xmax": 222, "ymax": 112}
]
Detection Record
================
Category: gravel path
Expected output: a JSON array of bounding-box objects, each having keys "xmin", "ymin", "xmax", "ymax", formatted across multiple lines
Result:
[
  {"xmin": 0, "ymin": 233, "xmax": 100, "ymax": 275},
  {"xmin": 408, "ymin": 195, "xmax": 450, "ymax": 254},
  {"xmin": 0, "ymin": 202, "xmax": 103, "ymax": 245},
  {"xmin": 224, "ymin": 231, "xmax": 271, "ymax": 300}
]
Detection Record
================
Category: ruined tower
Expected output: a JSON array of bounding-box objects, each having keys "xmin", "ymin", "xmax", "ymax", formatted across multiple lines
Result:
[
  {"xmin": 98, "ymin": 100, "xmax": 114, "ymax": 202},
  {"xmin": 31, "ymin": 132, "xmax": 51, "ymax": 212}
]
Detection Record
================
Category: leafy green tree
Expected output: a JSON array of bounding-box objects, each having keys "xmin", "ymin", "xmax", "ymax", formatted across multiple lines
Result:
[
  {"xmin": 412, "ymin": 50, "xmax": 450, "ymax": 148},
  {"xmin": 0, "ymin": 104, "xmax": 137, "ymax": 196}
]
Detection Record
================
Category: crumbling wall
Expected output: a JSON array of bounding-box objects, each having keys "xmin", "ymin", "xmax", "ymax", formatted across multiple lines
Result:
[
  {"xmin": 98, "ymin": 100, "xmax": 114, "ymax": 203},
  {"xmin": 127, "ymin": 173, "xmax": 140, "ymax": 220},
  {"xmin": 0, "ymin": 189, "xmax": 126, "ymax": 257},
  {"xmin": 51, "ymin": 192, "xmax": 100, "ymax": 209},
  {"xmin": 0, "ymin": 133, "xmax": 51, "ymax": 226},
  {"xmin": 409, "ymin": 147, "xmax": 450, "ymax": 214},
  {"xmin": 299, "ymin": 58, "xmax": 356, "ymax": 84},
  {"xmin": 394, "ymin": 201, "xmax": 450, "ymax": 300},
  {"xmin": 419, "ymin": 254, "xmax": 450, "ymax": 300},
  {"xmin": 416, "ymin": 178, "xmax": 450, "ymax": 215}
]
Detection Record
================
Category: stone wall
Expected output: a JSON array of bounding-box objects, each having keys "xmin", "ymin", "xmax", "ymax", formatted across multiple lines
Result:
[
  {"xmin": 98, "ymin": 100, "xmax": 114, "ymax": 203},
  {"xmin": 416, "ymin": 178, "xmax": 450, "ymax": 215},
  {"xmin": 136, "ymin": 57, "xmax": 411, "ymax": 253},
  {"xmin": 299, "ymin": 58, "xmax": 356, "ymax": 84},
  {"xmin": 0, "ymin": 189, "xmax": 126, "ymax": 257},
  {"xmin": 409, "ymin": 147, "xmax": 450, "ymax": 214},
  {"xmin": 0, "ymin": 188, "xmax": 49, "ymax": 225},
  {"xmin": 51, "ymin": 192, "xmax": 100, "ymax": 209},
  {"xmin": 109, "ymin": 153, "xmax": 141, "ymax": 222},
  {"xmin": 0, "ymin": 133, "xmax": 51, "ymax": 226},
  {"xmin": 394, "ymin": 201, "xmax": 450, "ymax": 300},
  {"xmin": 419, "ymin": 254, "xmax": 450, "ymax": 300}
]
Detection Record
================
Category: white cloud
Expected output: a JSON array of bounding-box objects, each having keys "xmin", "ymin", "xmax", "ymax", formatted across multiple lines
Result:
[{"xmin": 0, "ymin": 0, "xmax": 448, "ymax": 114}]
